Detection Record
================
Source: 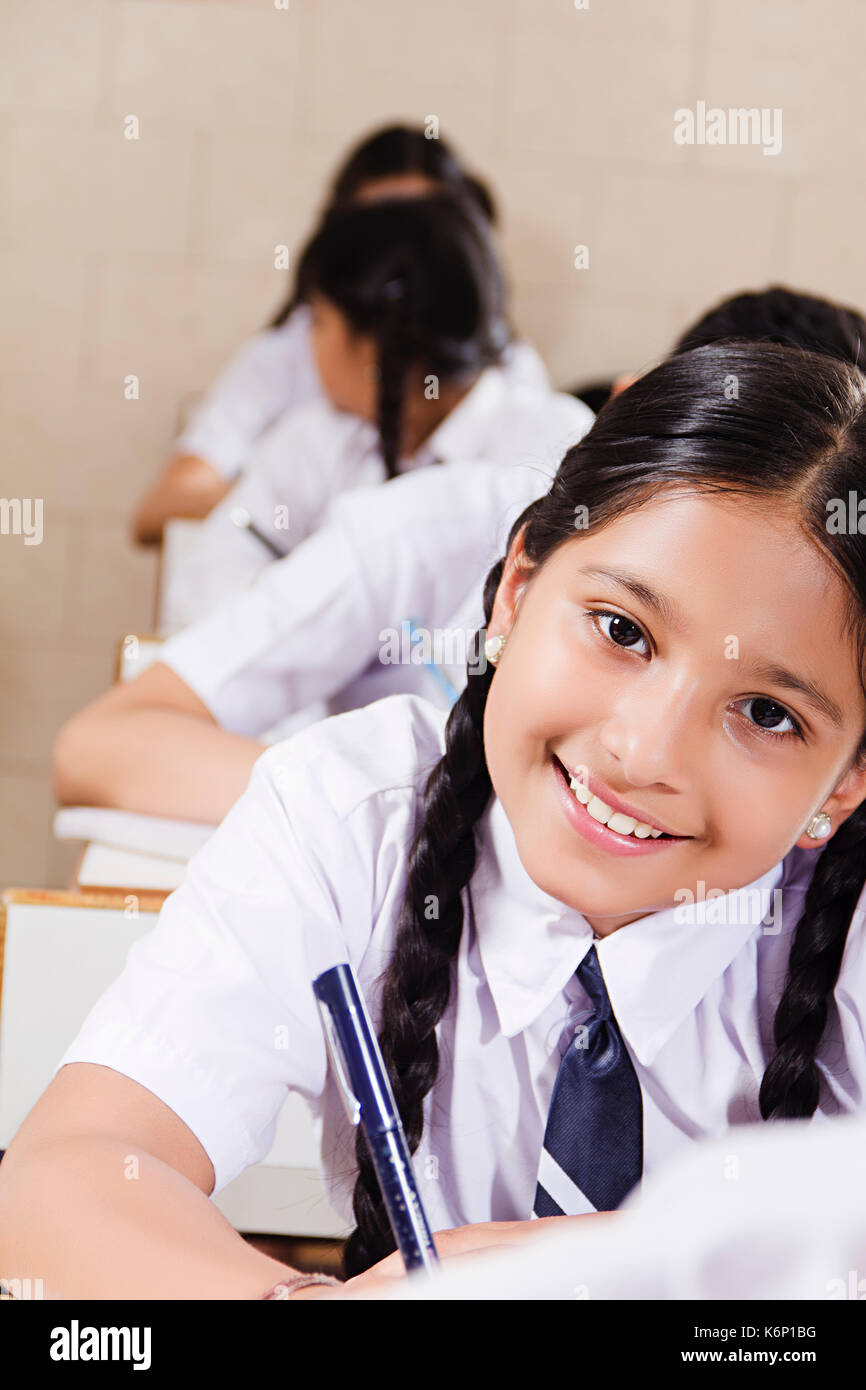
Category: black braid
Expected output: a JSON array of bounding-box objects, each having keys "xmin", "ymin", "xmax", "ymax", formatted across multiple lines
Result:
[
  {"xmin": 760, "ymin": 796, "xmax": 866, "ymax": 1118},
  {"xmin": 375, "ymin": 307, "xmax": 409, "ymax": 481},
  {"xmin": 342, "ymin": 561, "xmax": 505, "ymax": 1276}
]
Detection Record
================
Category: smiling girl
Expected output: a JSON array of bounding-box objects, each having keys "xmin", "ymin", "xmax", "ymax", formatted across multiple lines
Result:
[{"xmin": 4, "ymin": 340, "xmax": 866, "ymax": 1299}]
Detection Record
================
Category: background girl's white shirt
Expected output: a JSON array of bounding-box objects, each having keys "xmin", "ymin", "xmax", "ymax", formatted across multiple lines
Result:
[
  {"xmin": 174, "ymin": 306, "xmax": 322, "ymax": 478},
  {"xmin": 173, "ymin": 303, "xmax": 552, "ymax": 481},
  {"xmin": 53, "ymin": 693, "xmax": 866, "ymax": 1233},
  {"xmin": 161, "ymin": 373, "xmax": 592, "ymax": 632},
  {"xmin": 157, "ymin": 456, "xmax": 562, "ymax": 735}
]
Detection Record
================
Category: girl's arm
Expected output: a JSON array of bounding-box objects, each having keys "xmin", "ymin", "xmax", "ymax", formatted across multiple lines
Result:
[
  {"xmin": 131, "ymin": 454, "xmax": 234, "ymax": 545},
  {"xmin": 343, "ymin": 1214, "xmax": 614, "ymax": 1290},
  {"xmin": 132, "ymin": 314, "xmax": 318, "ymax": 546},
  {"xmin": 0, "ymin": 1062, "xmax": 313, "ymax": 1300},
  {"xmin": 52, "ymin": 661, "xmax": 262, "ymax": 823}
]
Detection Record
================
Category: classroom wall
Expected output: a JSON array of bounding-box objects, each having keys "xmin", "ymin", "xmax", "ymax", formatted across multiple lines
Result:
[{"xmin": 2, "ymin": 0, "xmax": 864, "ymax": 886}]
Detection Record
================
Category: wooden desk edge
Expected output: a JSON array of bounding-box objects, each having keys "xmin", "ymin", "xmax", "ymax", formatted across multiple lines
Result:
[{"xmin": 2, "ymin": 886, "xmax": 171, "ymax": 912}]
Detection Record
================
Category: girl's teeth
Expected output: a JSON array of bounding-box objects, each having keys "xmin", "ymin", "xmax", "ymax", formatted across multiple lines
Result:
[{"xmin": 568, "ymin": 775, "xmax": 663, "ymax": 839}]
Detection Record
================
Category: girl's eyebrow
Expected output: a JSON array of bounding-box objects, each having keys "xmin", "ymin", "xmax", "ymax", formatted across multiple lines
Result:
[
  {"xmin": 577, "ymin": 564, "xmax": 846, "ymax": 730},
  {"xmin": 579, "ymin": 565, "xmax": 684, "ymax": 632}
]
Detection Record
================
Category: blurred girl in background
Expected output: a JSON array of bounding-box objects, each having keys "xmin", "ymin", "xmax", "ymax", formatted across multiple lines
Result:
[
  {"xmin": 132, "ymin": 124, "xmax": 547, "ymax": 542},
  {"xmin": 164, "ymin": 192, "xmax": 586, "ymax": 624}
]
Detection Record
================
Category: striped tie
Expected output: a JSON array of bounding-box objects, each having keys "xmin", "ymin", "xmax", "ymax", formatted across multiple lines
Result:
[{"xmin": 534, "ymin": 944, "xmax": 643, "ymax": 1217}]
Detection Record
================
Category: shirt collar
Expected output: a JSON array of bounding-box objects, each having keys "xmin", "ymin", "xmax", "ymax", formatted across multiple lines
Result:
[{"xmin": 472, "ymin": 795, "xmax": 789, "ymax": 1066}]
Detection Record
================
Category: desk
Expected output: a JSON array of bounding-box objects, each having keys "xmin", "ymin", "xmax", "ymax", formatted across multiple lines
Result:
[{"xmin": 0, "ymin": 888, "xmax": 349, "ymax": 1240}]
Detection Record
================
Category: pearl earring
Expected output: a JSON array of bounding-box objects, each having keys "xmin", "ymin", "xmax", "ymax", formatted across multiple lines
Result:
[
  {"xmin": 484, "ymin": 634, "xmax": 506, "ymax": 666},
  {"xmin": 806, "ymin": 811, "xmax": 832, "ymax": 840}
]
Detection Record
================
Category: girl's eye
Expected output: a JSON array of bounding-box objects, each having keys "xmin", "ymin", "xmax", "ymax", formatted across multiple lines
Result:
[
  {"xmin": 735, "ymin": 696, "xmax": 804, "ymax": 743},
  {"xmin": 586, "ymin": 608, "xmax": 650, "ymax": 656},
  {"xmin": 586, "ymin": 609, "xmax": 805, "ymax": 744}
]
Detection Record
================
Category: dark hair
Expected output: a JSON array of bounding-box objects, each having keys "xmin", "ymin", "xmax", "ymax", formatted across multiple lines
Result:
[
  {"xmin": 327, "ymin": 123, "xmax": 496, "ymax": 224},
  {"xmin": 568, "ymin": 287, "xmax": 866, "ymax": 415},
  {"xmin": 290, "ymin": 194, "xmax": 508, "ymax": 479},
  {"xmin": 674, "ymin": 286, "xmax": 866, "ymax": 368},
  {"xmin": 269, "ymin": 125, "xmax": 496, "ymax": 333},
  {"xmin": 343, "ymin": 340, "xmax": 866, "ymax": 1275}
]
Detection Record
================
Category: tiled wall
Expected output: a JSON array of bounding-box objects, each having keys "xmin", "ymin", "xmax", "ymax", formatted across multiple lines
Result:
[{"xmin": 2, "ymin": 0, "xmax": 864, "ymax": 885}]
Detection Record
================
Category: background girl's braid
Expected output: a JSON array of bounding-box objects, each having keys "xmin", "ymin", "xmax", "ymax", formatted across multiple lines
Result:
[
  {"xmin": 342, "ymin": 561, "xmax": 506, "ymax": 1277},
  {"xmin": 375, "ymin": 300, "xmax": 409, "ymax": 481},
  {"xmin": 760, "ymin": 797, "xmax": 866, "ymax": 1119}
]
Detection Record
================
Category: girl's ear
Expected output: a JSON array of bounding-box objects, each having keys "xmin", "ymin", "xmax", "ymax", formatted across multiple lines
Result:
[
  {"xmin": 794, "ymin": 759, "xmax": 866, "ymax": 849},
  {"xmin": 487, "ymin": 524, "xmax": 535, "ymax": 640}
]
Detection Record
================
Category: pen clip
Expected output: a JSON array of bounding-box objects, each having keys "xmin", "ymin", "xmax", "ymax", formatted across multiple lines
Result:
[{"xmin": 314, "ymin": 993, "xmax": 362, "ymax": 1127}]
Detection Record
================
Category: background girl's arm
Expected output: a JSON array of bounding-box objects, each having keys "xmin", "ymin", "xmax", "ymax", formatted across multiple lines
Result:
[
  {"xmin": 131, "ymin": 315, "xmax": 318, "ymax": 545},
  {"xmin": 57, "ymin": 460, "xmax": 553, "ymax": 822},
  {"xmin": 131, "ymin": 454, "xmax": 234, "ymax": 545},
  {"xmin": 52, "ymin": 661, "xmax": 262, "ymax": 823},
  {"xmin": 344, "ymin": 1214, "xmax": 614, "ymax": 1289},
  {"xmin": 0, "ymin": 1062, "xmax": 309, "ymax": 1300}
]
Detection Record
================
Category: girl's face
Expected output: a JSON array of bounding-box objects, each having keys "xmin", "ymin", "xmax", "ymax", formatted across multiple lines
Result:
[
  {"xmin": 483, "ymin": 490, "xmax": 866, "ymax": 935},
  {"xmin": 308, "ymin": 294, "xmax": 378, "ymax": 420},
  {"xmin": 353, "ymin": 173, "xmax": 438, "ymax": 202}
]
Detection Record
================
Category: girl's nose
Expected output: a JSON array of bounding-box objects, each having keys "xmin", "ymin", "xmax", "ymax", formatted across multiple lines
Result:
[{"xmin": 595, "ymin": 678, "xmax": 695, "ymax": 790}]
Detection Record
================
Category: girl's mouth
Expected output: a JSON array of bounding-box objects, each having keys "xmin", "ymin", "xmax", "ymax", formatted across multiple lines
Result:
[{"xmin": 552, "ymin": 755, "xmax": 692, "ymax": 857}]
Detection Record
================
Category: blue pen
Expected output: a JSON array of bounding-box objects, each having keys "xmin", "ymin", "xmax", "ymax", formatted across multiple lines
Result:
[{"xmin": 312, "ymin": 962, "xmax": 439, "ymax": 1274}]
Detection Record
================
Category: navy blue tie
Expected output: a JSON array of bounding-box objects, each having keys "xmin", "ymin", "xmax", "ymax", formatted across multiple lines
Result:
[{"xmin": 533, "ymin": 944, "xmax": 643, "ymax": 1216}]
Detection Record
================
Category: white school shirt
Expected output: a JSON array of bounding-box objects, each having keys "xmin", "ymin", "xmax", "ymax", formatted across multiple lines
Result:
[
  {"xmin": 157, "ymin": 455, "xmax": 562, "ymax": 734},
  {"xmin": 54, "ymin": 693, "xmax": 866, "ymax": 1234},
  {"xmin": 160, "ymin": 374, "xmax": 592, "ymax": 633},
  {"xmin": 173, "ymin": 304, "xmax": 551, "ymax": 481}
]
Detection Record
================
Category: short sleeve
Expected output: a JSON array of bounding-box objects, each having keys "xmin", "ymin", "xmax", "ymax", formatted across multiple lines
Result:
[
  {"xmin": 53, "ymin": 731, "xmax": 382, "ymax": 1195},
  {"xmin": 158, "ymin": 518, "xmax": 380, "ymax": 733}
]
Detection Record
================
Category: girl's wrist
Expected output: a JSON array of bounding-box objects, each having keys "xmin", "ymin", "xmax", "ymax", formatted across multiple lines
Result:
[{"xmin": 260, "ymin": 1272, "xmax": 343, "ymax": 1300}]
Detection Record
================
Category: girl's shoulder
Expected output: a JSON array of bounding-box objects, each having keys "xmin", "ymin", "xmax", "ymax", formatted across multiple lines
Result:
[
  {"xmin": 174, "ymin": 695, "xmax": 450, "ymax": 996},
  {"xmin": 272, "ymin": 302, "xmax": 312, "ymax": 338},
  {"xmin": 235, "ymin": 304, "xmax": 315, "ymax": 372},
  {"xmin": 260, "ymin": 303, "xmax": 314, "ymax": 354},
  {"xmin": 475, "ymin": 368, "xmax": 595, "ymax": 465},
  {"xmin": 254, "ymin": 692, "xmax": 449, "ymax": 832}
]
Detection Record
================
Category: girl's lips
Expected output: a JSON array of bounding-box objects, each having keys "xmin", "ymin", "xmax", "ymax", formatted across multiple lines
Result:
[{"xmin": 552, "ymin": 755, "xmax": 691, "ymax": 857}]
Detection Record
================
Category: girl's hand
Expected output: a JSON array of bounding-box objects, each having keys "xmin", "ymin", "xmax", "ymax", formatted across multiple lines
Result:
[{"xmin": 340, "ymin": 1211, "xmax": 615, "ymax": 1291}]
